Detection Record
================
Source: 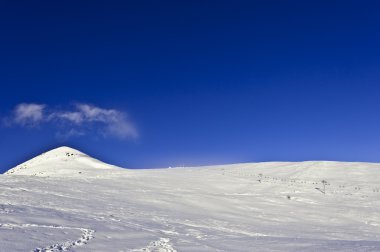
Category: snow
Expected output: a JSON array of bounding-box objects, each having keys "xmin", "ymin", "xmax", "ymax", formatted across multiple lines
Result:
[{"xmin": 1, "ymin": 147, "xmax": 380, "ymax": 251}]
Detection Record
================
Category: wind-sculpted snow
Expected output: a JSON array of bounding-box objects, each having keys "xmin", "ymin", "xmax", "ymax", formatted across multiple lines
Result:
[{"xmin": 1, "ymin": 147, "xmax": 380, "ymax": 251}]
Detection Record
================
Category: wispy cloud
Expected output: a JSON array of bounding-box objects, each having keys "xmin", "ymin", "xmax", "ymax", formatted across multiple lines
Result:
[
  {"xmin": 50, "ymin": 111, "xmax": 84, "ymax": 124},
  {"xmin": 12, "ymin": 103, "xmax": 46, "ymax": 127},
  {"xmin": 4, "ymin": 103, "xmax": 138, "ymax": 140}
]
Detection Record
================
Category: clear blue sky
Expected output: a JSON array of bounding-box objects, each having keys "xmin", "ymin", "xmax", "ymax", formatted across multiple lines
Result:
[{"xmin": 1, "ymin": 1, "xmax": 380, "ymax": 172}]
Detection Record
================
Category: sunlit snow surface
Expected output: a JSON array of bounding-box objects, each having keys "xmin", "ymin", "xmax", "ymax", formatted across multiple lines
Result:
[{"xmin": 1, "ymin": 147, "xmax": 380, "ymax": 251}]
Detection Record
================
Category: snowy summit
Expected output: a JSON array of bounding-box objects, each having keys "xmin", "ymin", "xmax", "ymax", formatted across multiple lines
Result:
[
  {"xmin": 5, "ymin": 146, "xmax": 120, "ymax": 177},
  {"xmin": 1, "ymin": 147, "xmax": 380, "ymax": 251}
]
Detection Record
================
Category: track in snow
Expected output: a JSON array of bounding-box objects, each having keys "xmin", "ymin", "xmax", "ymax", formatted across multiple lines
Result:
[
  {"xmin": 130, "ymin": 238, "xmax": 177, "ymax": 252},
  {"xmin": 0, "ymin": 223, "xmax": 94, "ymax": 252}
]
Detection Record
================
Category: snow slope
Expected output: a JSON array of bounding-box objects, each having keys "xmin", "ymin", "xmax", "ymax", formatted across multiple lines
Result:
[{"xmin": 1, "ymin": 147, "xmax": 380, "ymax": 251}]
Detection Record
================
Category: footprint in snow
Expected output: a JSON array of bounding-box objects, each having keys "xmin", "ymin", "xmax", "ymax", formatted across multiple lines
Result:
[
  {"xmin": 0, "ymin": 223, "xmax": 94, "ymax": 252},
  {"xmin": 130, "ymin": 238, "xmax": 177, "ymax": 252}
]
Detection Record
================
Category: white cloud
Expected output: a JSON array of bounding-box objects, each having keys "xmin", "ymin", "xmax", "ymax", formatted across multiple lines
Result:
[
  {"xmin": 50, "ymin": 111, "xmax": 84, "ymax": 124},
  {"xmin": 75, "ymin": 104, "xmax": 138, "ymax": 139},
  {"xmin": 5, "ymin": 103, "xmax": 138, "ymax": 140},
  {"xmin": 13, "ymin": 103, "xmax": 46, "ymax": 126},
  {"xmin": 77, "ymin": 104, "xmax": 120, "ymax": 123},
  {"xmin": 107, "ymin": 117, "xmax": 138, "ymax": 139}
]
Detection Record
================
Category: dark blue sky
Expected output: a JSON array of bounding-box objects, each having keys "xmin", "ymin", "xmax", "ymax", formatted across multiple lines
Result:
[{"xmin": 1, "ymin": 1, "xmax": 380, "ymax": 172}]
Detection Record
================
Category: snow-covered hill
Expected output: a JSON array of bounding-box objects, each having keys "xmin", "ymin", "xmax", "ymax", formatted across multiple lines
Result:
[
  {"xmin": 1, "ymin": 147, "xmax": 380, "ymax": 251},
  {"xmin": 5, "ymin": 146, "xmax": 122, "ymax": 177}
]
